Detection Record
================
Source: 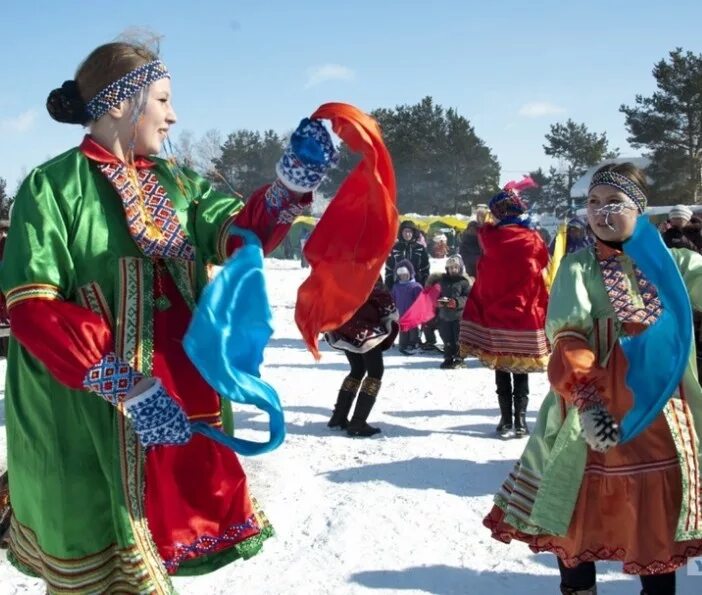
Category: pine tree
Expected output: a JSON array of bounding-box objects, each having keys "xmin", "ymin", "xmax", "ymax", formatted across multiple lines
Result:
[
  {"xmin": 543, "ymin": 119, "xmax": 618, "ymax": 194},
  {"xmin": 621, "ymin": 48, "xmax": 702, "ymax": 203},
  {"xmin": 0, "ymin": 177, "xmax": 12, "ymax": 220}
]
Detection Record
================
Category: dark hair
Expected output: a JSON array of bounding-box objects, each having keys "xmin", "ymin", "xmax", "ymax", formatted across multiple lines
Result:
[
  {"xmin": 592, "ymin": 162, "xmax": 649, "ymax": 198},
  {"xmin": 46, "ymin": 41, "xmax": 158, "ymax": 125}
]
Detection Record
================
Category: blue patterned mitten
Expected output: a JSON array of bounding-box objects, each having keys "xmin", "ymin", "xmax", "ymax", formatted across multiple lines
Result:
[
  {"xmin": 83, "ymin": 353, "xmax": 143, "ymax": 405},
  {"xmin": 124, "ymin": 378, "xmax": 192, "ymax": 448},
  {"xmin": 276, "ymin": 118, "xmax": 339, "ymax": 192}
]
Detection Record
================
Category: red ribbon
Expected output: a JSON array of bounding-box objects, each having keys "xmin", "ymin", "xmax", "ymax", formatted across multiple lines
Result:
[{"xmin": 295, "ymin": 103, "xmax": 398, "ymax": 359}]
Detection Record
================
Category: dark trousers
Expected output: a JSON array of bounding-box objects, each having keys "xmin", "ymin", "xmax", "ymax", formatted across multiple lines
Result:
[
  {"xmin": 345, "ymin": 345, "xmax": 384, "ymax": 380},
  {"xmin": 422, "ymin": 315, "xmax": 439, "ymax": 345},
  {"xmin": 495, "ymin": 370, "xmax": 529, "ymax": 398},
  {"xmin": 557, "ymin": 558, "xmax": 675, "ymax": 594},
  {"xmin": 398, "ymin": 328, "xmax": 419, "ymax": 351},
  {"xmin": 438, "ymin": 319, "xmax": 460, "ymax": 359}
]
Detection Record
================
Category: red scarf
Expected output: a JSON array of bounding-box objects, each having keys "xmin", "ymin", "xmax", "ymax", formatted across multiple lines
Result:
[{"xmin": 295, "ymin": 103, "xmax": 398, "ymax": 358}]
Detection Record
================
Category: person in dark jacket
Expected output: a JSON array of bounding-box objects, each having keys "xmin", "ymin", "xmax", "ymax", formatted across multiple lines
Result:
[
  {"xmin": 685, "ymin": 216, "xmax": 702, "ymax": 251},
  {"xmin": 662, "ymin": 205, "xmax": 699, "ymax": 252},
  {"xmin": 385, "ymin": 220, "xmax": 430, "ymax": 289},
  {"xmin": 549, "ymin": 217, "xmax": 592, "ymax": 256},
  {"xmin": 324, "ymin": 279, "xmax": 399, "ymax": 437},
  {"xmin": 458, "ymin": 221, "xmax": 481, "ymax": 278},
  {"xmin": 437, "ymin": 255, "xmax": 471, "ymax": 369},
  {"xmin": 661, "ymin": 205, "xmax": 702, "ymax": 384}
]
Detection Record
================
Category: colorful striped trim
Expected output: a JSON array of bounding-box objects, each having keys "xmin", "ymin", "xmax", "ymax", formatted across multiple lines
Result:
[
  {"xmin": 117, "ymin": 407, "xmax": 174, "ymax": 593},
  {"xmin": 163, "ymin": 513, "xmax": 263, "ymax": 573},
  {"xmin": 77, "ymin": 282, "xmax": 114, "ymax": 327},
  {"xmin": 497, "ymin": 462, "xmax": 542, "ymax": 525},
  {"xmin": 594, "ymin": 317, "xmax": 617, "ymax": 367},
  {"xmin": 98, "ymin": 163, "xmax": 195, "ymax": 262},
  {"xmin": 116, "ymin": 258, "xmax": 155, "ymax": 374},
  {"xmin": 216, "ymin": 209, "xmax": 243, "ymax": 264},
  {"xmin": 665, "ymin": 392, "xmax": 702, "ymax": 539},
  {"xmin": 188, "ymin": 411, "xmax": 223, "ymax": 428},
  {"xmin": 552, "ymin": 329, "xmax": 588, "ymax": 346},
  {"xmin": 459, "ymin": 320, "xmax": 550, "ymax": 357},
  {"xmin": 584, "ymin": 457, "xmax": 680, "ymax": 477},
  {"xmin": 8, "ymin": 515, "xmax": 157, "ymax": 594},
  {"xmin": 5, "ymin": 284, "xmax": 62, "ymax": 310},
  {"xmin": 115, "ymin": 257, "xmax": 173, "ymax": 593},
  {"xmin": 528, "ymin": 540, "xmax": 702, "ymax": 575}
]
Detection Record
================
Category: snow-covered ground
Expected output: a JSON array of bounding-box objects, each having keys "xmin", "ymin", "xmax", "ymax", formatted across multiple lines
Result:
[{"xmin": 0, "ymin": 259, "xmax": 699, "ymax": 594}]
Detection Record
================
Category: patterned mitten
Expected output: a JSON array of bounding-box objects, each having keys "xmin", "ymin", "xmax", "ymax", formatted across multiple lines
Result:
[
  {"xmin": 574, "ymin": 383, "xmax": 619, "ymax": 452},
  {"xmin": 276, "ymin": 118, "xmax": 339, "ymax": 192},
  {"xmin": 123, "ymin": 378, "xmax": 192, "ymax": 448},
  {"xmin": 83, "ymin": 353, "xmax": 143, "ymax": 405}
]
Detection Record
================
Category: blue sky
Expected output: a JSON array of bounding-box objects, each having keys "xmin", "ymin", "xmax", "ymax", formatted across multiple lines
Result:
[{"xmin": 1, "ymin": 0, "xmax": 701, "ymax": 193}]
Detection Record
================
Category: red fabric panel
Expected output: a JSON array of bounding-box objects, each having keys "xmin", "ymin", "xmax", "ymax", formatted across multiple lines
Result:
[
  {"xmin": 296, "ymin": 103, "xmax": 398, "ymax": 358},
  {"xmin": 464, "ymin": 224, "xmax": 549, "ymax": 331},
  {"xmin": 400, "ymin": 284, "xmax": 441, "ymax": 331},
  {"xmin": 145, "ymin": 263, "xmax": 258, "ymax": 568},
  {"xmin": 9, "ymin": 299, "xmax": 112, "ymax": 388}
]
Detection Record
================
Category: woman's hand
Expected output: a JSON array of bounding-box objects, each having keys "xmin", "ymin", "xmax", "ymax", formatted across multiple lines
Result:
[{"xmin": 276, "ymin": 118, "xmax": 339, "ymax": 193}]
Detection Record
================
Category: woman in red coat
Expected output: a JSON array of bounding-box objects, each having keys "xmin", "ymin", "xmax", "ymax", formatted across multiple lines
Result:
[{"xmin": 459, "ymin": 180, "xmax": 550, "ymax": 438}]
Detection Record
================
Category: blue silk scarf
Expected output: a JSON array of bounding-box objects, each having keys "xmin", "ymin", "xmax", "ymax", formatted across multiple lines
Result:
[
  {"xmin": 183, "ymin": 226, "xmax": 285, "ymax": 455},
  {"xmin": 618, "ymin": 216, "xmax": 692, "ymax": 442}
]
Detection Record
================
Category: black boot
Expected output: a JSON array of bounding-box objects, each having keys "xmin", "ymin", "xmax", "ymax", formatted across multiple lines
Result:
[
  {"xmin": 514, "ymin": 395, "xmax": 529, "ymax": 437},
  {"xmin": 560, "ymin": 587, "xmax": 597, "ymax": 594},
  {"xmin": 513, "ymin": 373, "xmax": 530, "ymax": 437},
  {"xmin": 496, "ymin": 393, "xmax": 513, "ymax": 437},
  {"xmin": 328, "ymin": 376, "xmax": 361, "ymax": 429},
  {"xmin": 440, "ymin": 343, "xmax": 456, "ymax": 369},
  {"xmin": 347, "ymin": 377, "xmax": 382, "ymax": 437},
  {"xmin": 495, "ymin": 371, "xmax": 513, "ymax": 437}
]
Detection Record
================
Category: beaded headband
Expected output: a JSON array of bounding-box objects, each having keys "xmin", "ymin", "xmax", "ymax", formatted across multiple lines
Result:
[
  {"xmin": 588, "ymin": 170, "xmax": 647, "ymax": 213},
  {"xmin": 488, "ymin": 188, "xmax": 528, "ymax": 220},
  {"xmin": 85, "ymin": 60, "xmax": 170, "ymax": 121}
]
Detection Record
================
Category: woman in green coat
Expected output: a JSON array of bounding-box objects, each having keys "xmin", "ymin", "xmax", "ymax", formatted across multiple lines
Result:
[
  {"xmin": 1, "ymin": 39, "xmax": 335, "ymax": 594},
  {"xmin": 484, "ymin": 163, "xmax": 702, "ymax": 595}
]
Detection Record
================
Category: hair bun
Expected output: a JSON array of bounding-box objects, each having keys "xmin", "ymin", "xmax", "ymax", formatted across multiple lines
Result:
[{"xmin": 46, "ymin": 80, "xmax": 90, "ymax": 125}]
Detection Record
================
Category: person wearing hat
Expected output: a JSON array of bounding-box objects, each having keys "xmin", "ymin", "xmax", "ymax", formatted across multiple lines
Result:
[
  {"xmin": 390, "ymin": 259, "xmax": 423, "ymax": 355},
  {"xmin": 436, "ymin": 255, "xmax": 471, "ymax": 369},
  {"xmin": 669, "ymin": 204, "xmax": 693, "ymax": 229},
  {"xmin": 661, "ymin": 205, "xmax": 702, "ymax": 389},
  {"xmin": 662, "ymin": 204, "xmax": 698, "ymax": 252},
  {"xmin": 484, "ymin": 161, "xmax": 702, "ymax": 595},
  {"xmin": 459, "ymin": 177, "xmax": 550, "ymax": 437},
  {"xmin": 384, "ymin": 220, "xmax": 430, "ymax": 290},
  {"xmin": 564, "ymin": 217, "xmax": 592, "ymax": 254}
]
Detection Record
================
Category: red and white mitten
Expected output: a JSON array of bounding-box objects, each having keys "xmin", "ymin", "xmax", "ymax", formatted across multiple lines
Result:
[{"xmin": 573, "ymin": 383, "xmax": 619, "ymax": 453}]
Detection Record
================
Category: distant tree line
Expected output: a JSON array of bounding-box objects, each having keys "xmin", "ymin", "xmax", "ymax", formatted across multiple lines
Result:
[{"xmin": 165, "ymin": 47, "xmax": 702, "ymax": 214}]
